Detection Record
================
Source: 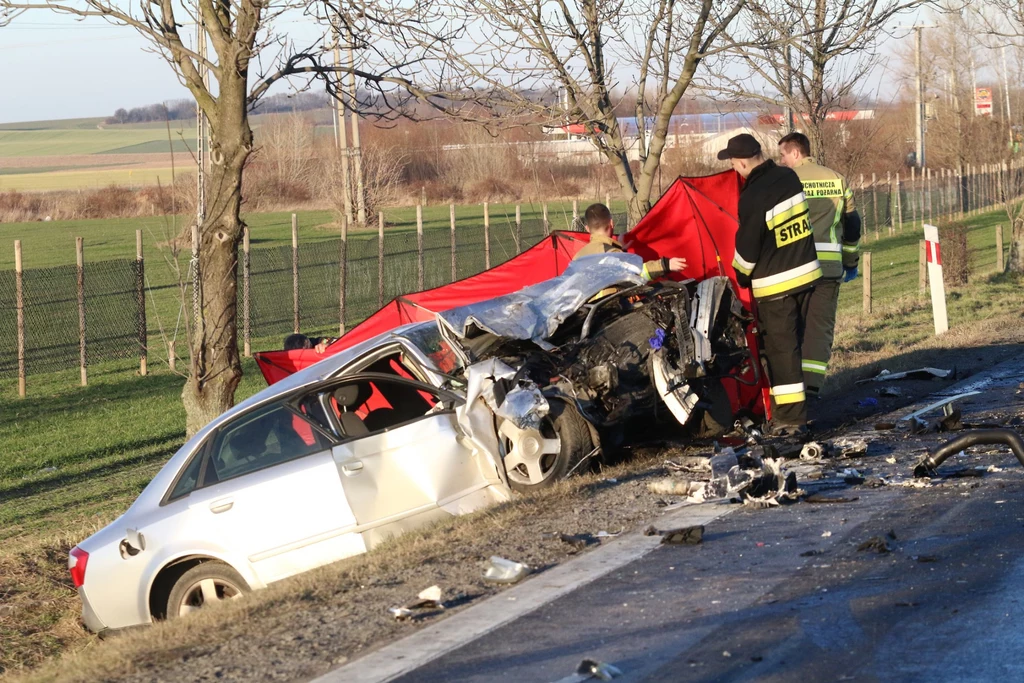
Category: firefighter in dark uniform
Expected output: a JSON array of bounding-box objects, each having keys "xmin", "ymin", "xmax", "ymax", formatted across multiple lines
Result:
[
  {"xmin": 574, "ymin": 203, "xmax": 687, "ymax": 280},
  {"xmin": 779, "ymin": 132, "xmax": 861, "ymax": 396},
  {"xmin": 719, "ymin": 134, "xmax": 822, "ymax": 434}
]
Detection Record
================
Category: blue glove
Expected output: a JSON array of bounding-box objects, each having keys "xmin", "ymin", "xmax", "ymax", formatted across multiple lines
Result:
[{"xmin": 843, "ymin": 266, "xmax": 858, "ymax": 283}]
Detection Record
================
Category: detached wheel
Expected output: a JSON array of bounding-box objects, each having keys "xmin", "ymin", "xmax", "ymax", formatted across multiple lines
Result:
[
  {"xmin": 166, "ymin": 562, "xmax": 248, "ymax": 619},
  {"xmin": 500, "ymin": 399, "xmax": 595, "ymax": 492}
]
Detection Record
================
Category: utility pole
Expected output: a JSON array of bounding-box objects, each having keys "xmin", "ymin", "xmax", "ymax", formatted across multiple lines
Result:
[
  {"xmin": 1003, "ymin": 45, "xmax": 1014, "ymax": 150},
  {"xmin": 900, "ymin": 24, "xmax": 937, "ymax": 169},
  {"xmin": 333, "ymin": 35, "xmax": 353, "ymax": 226}
]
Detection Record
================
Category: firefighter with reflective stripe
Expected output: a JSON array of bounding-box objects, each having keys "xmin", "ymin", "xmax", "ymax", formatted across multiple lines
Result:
[
  {"xmin": 573, "ymin": 204, "xmax": 687, "ymax": 285},
  {"xmin": 779, "ymin": 132, "xmax": 862, "ymax": 396},
  {"xmin": 720, "ymin": 133, "xmax": 822, "ymax": 434}
]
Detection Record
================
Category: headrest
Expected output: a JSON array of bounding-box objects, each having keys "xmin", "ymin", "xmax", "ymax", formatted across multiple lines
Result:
[{"xmin": 334, "ymin": 382, "xmax": 370, "ymax": 409}]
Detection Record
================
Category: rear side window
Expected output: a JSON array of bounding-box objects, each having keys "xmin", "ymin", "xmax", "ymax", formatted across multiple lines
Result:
[
  {"xmin": 168, "ymin": 450, "xmax": 205, "ymax": 501},
  {"xmin": 207, "ymin": 404, "xmax": 329, "ymax": 484}
]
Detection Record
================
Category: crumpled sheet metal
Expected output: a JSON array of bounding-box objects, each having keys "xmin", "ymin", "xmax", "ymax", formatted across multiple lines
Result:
[
  {"xmin": 436, "ymin": 253, "xmax": 645, "ymax": 347},
  {"xmin": 491, "ymin": 384, "xmax": 550, "ymax": 431},
  {"xmin": 456, "ymin": 358, "xmax": 520, "ymax": 492}
]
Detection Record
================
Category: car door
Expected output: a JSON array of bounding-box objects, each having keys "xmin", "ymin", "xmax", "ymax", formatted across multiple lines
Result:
[
  {"xmin": 183, "ymin": 401, "xmax": 363, "ymax": 586},
  {"xmin": 327, "ymin": 374, "xmax": 503, "ymax": 543}
]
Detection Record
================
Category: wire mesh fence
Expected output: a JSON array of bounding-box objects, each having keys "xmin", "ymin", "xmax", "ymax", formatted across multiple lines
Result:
[{"xmin": 1, "ymin": 173, "xmax": 1015, "ymax": 394}]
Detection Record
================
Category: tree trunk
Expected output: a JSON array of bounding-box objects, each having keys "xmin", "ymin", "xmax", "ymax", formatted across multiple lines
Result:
[
  {"xmin": 182, "ymin": 76, "xmax": 253, "ymax": 436},
  {"xmin": 1010, "ymin": 216, "xmax": 1024, "ymax": 273}
]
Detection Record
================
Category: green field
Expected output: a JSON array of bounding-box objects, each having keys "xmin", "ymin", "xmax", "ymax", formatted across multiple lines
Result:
[{"xmin": 0, "ymin": 128, "xmax": 190, "ymax": 157}]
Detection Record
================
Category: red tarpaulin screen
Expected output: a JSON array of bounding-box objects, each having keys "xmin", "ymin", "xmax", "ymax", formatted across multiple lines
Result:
[
  {"xmin": 256, "ymin": 174, "xmax": 768, "ymax": 417},
  {"xmin": 254, "ymin": 231, "xmax": 589, "ymax": 385}
]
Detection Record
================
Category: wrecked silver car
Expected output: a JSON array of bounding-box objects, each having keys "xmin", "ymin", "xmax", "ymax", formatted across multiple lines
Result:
[{"xmin": 68, "ymin": 253, "xmax": 755, "ymax": 632}]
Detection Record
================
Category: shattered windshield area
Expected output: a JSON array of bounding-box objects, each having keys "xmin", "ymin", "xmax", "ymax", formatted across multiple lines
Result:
[{"xmin": 401, "ymin": 324, "xmax": 464, "ymax": 375}]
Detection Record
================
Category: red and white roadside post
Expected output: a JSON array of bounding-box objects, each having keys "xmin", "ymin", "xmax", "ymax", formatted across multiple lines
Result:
[{"xmin": 923, "ymin": 224, "xmax": 949, "ymax": 335}]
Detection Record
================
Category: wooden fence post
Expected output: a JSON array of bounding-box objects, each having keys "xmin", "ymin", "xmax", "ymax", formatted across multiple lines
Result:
[
  {"xmin": 339, "ymin": 214, "xmax": 348, "ymax": 335},
  {"xmin": 15, "ymin": 240, "xmax": 25, "ymax": 398},
  {"xmin": 605, "ymin": 192, "xmax": 610, "ymax": 210},
  {"xmin": 292, "ymin": 213, "xmax": 299, "ymax": 334},
  {"xmin": 450, "ymin": 203, "xmax": 457, "ymax": 282},
  {"xmin": 168, "ymin": 340, "xmax": 176, "ymax": 373},
  {"xmin": 996, "ymin": 224, "xmax": 1004, "ymax": 273},
  {"xmin": 863, "ymin": 252, "xmax": 872, "ymax": 315},
  {"xmin": 77, "ymin": 237, "xmax": 87, "ymax": 386},
  {"xmin": 542, "ymin": 203, "xmax": 549, "ymax": 235},
  {"xmin": 377, "ymin": 212, "xmax": 385, "ymax": 309},
  {"xmin": 135, "ymin": 230, "xmax": 146, "ymax": 376},
  {"xmin": 416, "ymin": 204, "xmax": 424, "ymax": 290},
  {"xmin": 515, "ymin": 204, "xmax": 522, "ymax": 254},
  {"xmin": 895, "ymin": 172, "xmax": 903, "ymax": 232},
  {"xmin": 572, "ymin": 199, "xmax": 578, "ymax": 227},
  {"xmin": 242, "ymin": 225, "xmax": 251, "ymax": 357},
  {"xmin": 919, "ymin": 239, "xmax": 927, "ymax": 293},
  {"xmin": 483, "ymin": 202, "xmax": 491, "ymax": 270},
  {"xmin": 871, "ymin": 172, "xmax": 878, "ymax": 236},
  {"xmin": 886, "ymin": 171, "xmax": 893, "ymax": 235}
]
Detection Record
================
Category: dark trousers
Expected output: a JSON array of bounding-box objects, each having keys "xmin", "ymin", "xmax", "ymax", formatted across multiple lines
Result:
[
  {"xmin": 756, "ymin": 288, "xmax": 813, "ymax": 426},
  {"xmin": 802, "ymin": 280, "xmax": 840, "ymax": 394}
]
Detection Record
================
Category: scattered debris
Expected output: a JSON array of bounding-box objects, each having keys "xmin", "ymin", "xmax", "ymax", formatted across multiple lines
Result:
[
  {"xmin": 885, "ymin": 456, "xmax": 897, "ymax": 464},
  {"xmin": 830, "ymin": 437, "xmax": 869, "ymax": 458},
  {"xmin": 574, "ymin": 659, "xmax": 623, "ymax": 681},
  {"xmin": 913, "ymin": 428, "xmax": 1024, "ymax": 478},
  {"xmin": 857, "ymin": 397, "xmax": 879, "ymax": 408},
  {"xmin": 914, "ymin": 555, "xmax": 939, "ymax": 563},
  {"xmin": 648, "ymin": 478, "xmax": 704, "ymax": 496},
  {"xmin": 388, "ymin": 586, "xmax": 445, "ymax": 620},
  {"xmin": 664, "ymin": 457, "xmax": 711, "ymax": 475},
  {"xmin": 842, "ymin": 468, "xmax": 866, "ymax": 485},
  {"xmin": 857, "ymin": 367, "xmax": 953, "ymax": 384},
  {"xmin": 800, "ymin": 442, "xmax": 826, "ymax": 460},
  {"xmin": 900, "ymin": 392, "xmax": 981, "ymax": 422},
  {"xmin": 895, "ymin": 601, "xmax": 919, "ymax": 607},
  {"xmin": 857, "ymin": 536, "xmax": 892, "ymax": 553},
  {"xmin": 408, "ymin": 585, "xmax": 444, "ymax": 610},
  {"xmin": 804, "ymin": 493, "xmax": 859, "ymax": 504},
  {"xmin": 800, "ymin": 549, "xmax": 825, "ymax": 557},
  {"xmin": 887, "ymin": 530, "xmax": 897, "ymax": 540},
  {"xmin": 874, "ymin": 422, "xmax": 897, "ymax": 431},
  {"xmin": 388, "ymin": 607, "xmax": 414, "ymax": 621},
  {"xmin": 556, "ymin": 533, "xmax": 598, "ymax": 550},
  {"xmin": 484, "ymin": 556, "xmax": 531, "ymax": 584},
  {"xmin": 644, "ymin": 525, "xmax": 704, "ymax": 545},
  {"xmin": 595, "ymin": 530, "xmax": 621, "ymax": 538},
  {"xmin": 878, "ymin": 386, "xmax": 903, "ymax": 397},
  {"xmin": 821, "ymin": 531, "xmax": 833, "ymax": 538}
]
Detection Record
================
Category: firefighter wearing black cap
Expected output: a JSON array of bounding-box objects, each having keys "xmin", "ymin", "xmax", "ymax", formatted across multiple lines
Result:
[
  {"xmin": 718, "ymin": 133, "xmax": 822, "ymax": 434},
  {"xmin": 779, "ymin": 132, "xmax": 861, "ymax": 397}
]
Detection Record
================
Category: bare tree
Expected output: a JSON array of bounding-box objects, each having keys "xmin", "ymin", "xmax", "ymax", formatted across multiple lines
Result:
[
  {"xmin": 326, "ymin": 0, "xmax": 749, "ymax": 225},
  {"xmin": 707, "ymin": 0, "xmax": 931, "ymax": 167},
  {"xmin": 0, "ymin": 0, "xmax": 395, "ymax": 433}
]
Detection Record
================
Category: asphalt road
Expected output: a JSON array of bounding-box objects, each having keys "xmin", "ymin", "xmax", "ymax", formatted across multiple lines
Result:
[{"xmin": 379, "ymin": 359, "xmax": 1024, "ymax": 683}]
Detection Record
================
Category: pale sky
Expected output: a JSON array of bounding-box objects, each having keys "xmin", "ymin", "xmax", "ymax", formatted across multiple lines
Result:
[{"xmin": 0, "ymin": 9, "xmax": 930, "ymax": 125}]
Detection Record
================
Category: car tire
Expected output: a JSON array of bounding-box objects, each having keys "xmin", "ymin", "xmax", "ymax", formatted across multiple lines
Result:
[
  {"xmin": 506, "ymin": 399, "xmax": 595, "ymax": 493},
  {"xmin": 166, "ymin": 561, "xmax": 249, "ymax": 619}
]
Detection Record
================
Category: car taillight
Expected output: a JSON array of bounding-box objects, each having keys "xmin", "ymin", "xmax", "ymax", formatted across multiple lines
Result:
[{"xmin": 69, "ymin": 546, "xmax": 89, "ymax": 588}]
